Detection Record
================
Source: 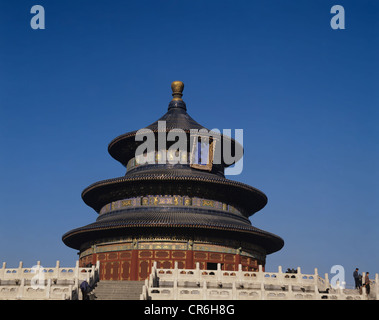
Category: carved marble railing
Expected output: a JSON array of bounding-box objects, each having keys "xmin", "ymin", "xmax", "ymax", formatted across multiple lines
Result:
[
  {"xmin": 141, "ymin": 262, "xmax": 378, "ymax": 300},
  {"xmin": 0, "ymin": 260, "xmax": 100, "ymax": 300}
]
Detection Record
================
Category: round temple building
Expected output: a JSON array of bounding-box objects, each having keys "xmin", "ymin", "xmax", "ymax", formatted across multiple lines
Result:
[{"xmin": 62, "ymin": 81, "xmax": 284, "ymax": 281}]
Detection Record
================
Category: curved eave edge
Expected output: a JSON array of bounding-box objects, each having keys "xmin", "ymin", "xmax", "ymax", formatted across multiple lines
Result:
[
  {"xmin": 80, "ymin": 175, "xmax": 268, "ymax": 214},
  {"xmin": 81, "ymin": 175, "xmax": 266, "ymax": 201},
  {"xmin": 62, "ymin": 223, "xmax": 284, "ymax": 254}
]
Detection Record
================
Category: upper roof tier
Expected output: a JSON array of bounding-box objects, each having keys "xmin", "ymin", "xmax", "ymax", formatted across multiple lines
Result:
[{"xmin": 108, "ymin": 81, "xmax": 243, "ymax": 168}]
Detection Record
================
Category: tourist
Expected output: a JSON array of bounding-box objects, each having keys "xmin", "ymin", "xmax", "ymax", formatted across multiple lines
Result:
[
  {"xmin": 80, "ymin": 280, "xmax": 90, "ymax": 300},
  {"xmin": 353, "ymin": 268, "xmax": 360, "ymax": 289},
  {"xmin": 364, "ymin": 272, "xmax": 370, "ymax": 296}
]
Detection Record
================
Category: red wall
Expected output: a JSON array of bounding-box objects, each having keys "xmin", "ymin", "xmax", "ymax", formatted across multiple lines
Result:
[{"xmin": 80, "ymin": 249, "xmax": 264, "ymax": 280}]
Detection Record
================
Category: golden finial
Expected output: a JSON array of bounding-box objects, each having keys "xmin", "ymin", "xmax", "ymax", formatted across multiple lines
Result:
[{"xmin": 171, "ymin": 81, "xmax": 184, "ymax": 101}]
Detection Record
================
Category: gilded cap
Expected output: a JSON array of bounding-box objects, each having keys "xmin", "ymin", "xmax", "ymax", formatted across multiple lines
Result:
[{"xmin": 171, "ymin": 81, "xmax": 184, "ymax": 101}]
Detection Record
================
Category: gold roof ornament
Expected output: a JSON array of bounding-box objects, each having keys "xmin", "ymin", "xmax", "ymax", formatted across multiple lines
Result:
[{"xmin": 171, "ymin": 81, "xmax": 184, "ymax": 101}]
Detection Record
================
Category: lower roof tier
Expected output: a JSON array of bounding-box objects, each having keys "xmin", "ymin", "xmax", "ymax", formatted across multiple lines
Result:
[{"xmin": 62, "ymin": 208, "xmax": 284, "ymax": 254}]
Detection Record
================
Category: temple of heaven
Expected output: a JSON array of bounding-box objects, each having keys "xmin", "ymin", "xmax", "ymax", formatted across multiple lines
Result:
[{"xmin": 62, "ymin": 81, "xmax": 284, "ymax": 281}]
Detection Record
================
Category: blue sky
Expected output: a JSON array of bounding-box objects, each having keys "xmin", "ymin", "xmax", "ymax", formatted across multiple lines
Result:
[{"xmin": 0, "ymin": 0, "xmax": 378, "ymax": 287}]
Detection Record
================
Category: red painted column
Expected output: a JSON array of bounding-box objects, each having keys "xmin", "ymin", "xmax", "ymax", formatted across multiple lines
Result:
[
  {"xmin": 186, "ymin": 240, "xmax": 194, "ymax": 269},
  {"xmin": 235, "ymin": 254, "xmax": 241, "ymax": 271},
  {"xmin": 234, "ymin": 247, "xmax": 242, "ymax": 270},
  {"xmin": 130, "ymin": 239, "xmax": 139, "ymax": 280},
  {"xmin": 130, "ymin": 249, "xmax": 139, "ymax": 280},
  {"xmin": 91, "ymin": 246, "xmax": 97, "ymax": 266},
  {"xmin": 186, "ymin": 250, "xmax": 194, "ymax": 269}
]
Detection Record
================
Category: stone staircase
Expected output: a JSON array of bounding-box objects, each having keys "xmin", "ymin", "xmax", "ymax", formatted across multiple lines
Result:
[{"xmin": 92, "ymin": 280, "xmax": 145, "ymax": 300}]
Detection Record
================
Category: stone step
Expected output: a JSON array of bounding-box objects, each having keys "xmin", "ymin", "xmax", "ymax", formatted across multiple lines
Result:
[
  {"xmin": 96, "ymin": 297, "xmax": 142, "ymax": 300},
  {"xmin": 94, "ymin": 295, "xmax": 142, "ymax": 300},
  {"xmin": 96, "ymin": 284, "xmax": 144, "ymax": 288},
  {"xmin": 93, "ymin": 280, "xmax": 144, "ymax": 300},
  {"xmin": 95, "ymin": 287, "xmax": 143, "ymax": 291},
  {"xmin": 94, "ymin": 282, "xmax": 144, "ymax": 287},
  {"xmin": 94, "ymin": 287, "xmax": 143, "ymax": 292},
  {"xmin": 94, "ymin": 291, "xmax": 142, "ymax": 296}
]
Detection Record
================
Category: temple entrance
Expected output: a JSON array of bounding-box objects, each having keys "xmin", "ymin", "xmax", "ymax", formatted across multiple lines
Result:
[{"xmin": 207, "ymin": 262, "xmax": 223, "ymax": 270}]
